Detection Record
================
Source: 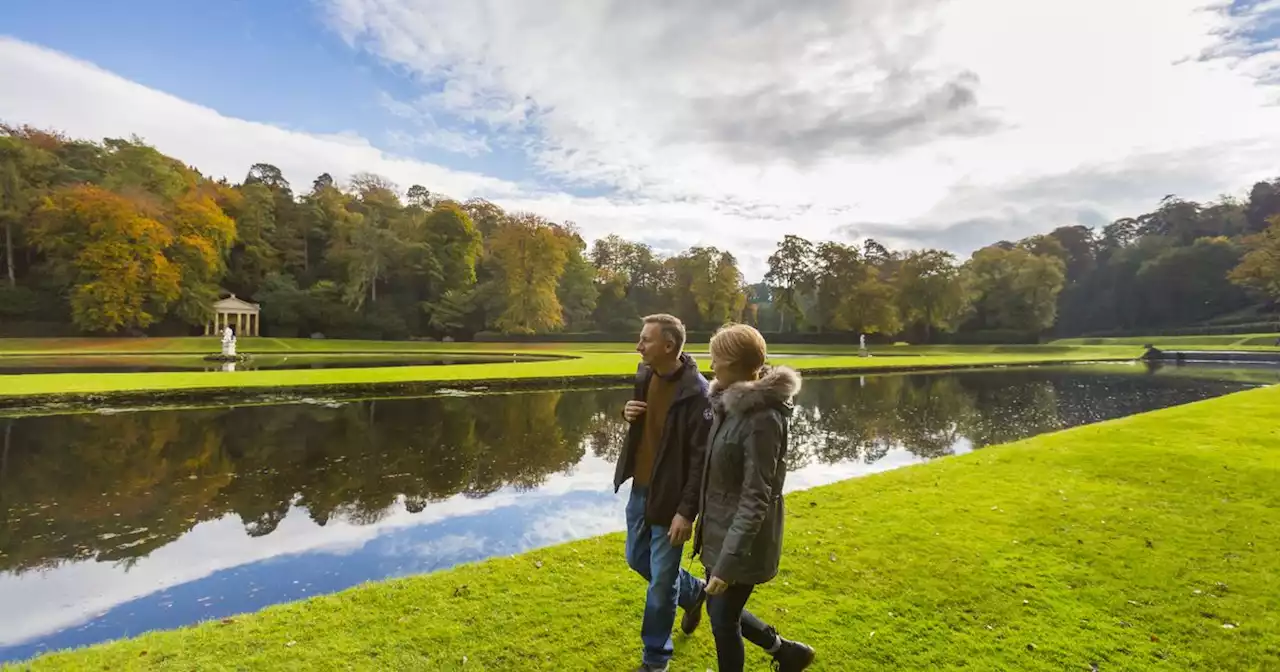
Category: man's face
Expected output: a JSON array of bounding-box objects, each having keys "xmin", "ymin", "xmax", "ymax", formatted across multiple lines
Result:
[{"xmin": 636, "ymin": 322, "xmax": 673, "ymax": 366}]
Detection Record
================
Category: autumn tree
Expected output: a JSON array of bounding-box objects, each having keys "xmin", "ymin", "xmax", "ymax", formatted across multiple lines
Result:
[
  {"xmin": 167, "ymin": 187, "xmax": 237, "ymax": 325},
  {"xmin": 489, "ymin": 214, "xmax": 572, "ymax": 334},
  {"xmin": 1229, "ymin": 215, "xmax": 1280, "ymax": 301},
  {"xmin": 32, "ymin": 185, "xmax": 181, "ymax": 332}
]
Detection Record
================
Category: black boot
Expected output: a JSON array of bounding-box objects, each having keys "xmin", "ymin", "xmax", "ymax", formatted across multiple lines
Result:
[
  {"xmin": 680, "ymin": 585, "xmax": 707, "ymax": 635},
  {"xmin": 769, "ymin": 634, "xmax": 815, "ymax": 671}
]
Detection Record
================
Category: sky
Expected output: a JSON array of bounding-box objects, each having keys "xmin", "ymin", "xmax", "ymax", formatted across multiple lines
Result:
[{"xmin": 2, "ymin": 0, "xmax": 1280, "ymax": 280}]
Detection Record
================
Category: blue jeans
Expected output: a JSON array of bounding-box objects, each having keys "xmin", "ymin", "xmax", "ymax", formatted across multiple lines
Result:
[{"xmin": 625, "ymin": 485, "xmax": 704, "ymax": 667}]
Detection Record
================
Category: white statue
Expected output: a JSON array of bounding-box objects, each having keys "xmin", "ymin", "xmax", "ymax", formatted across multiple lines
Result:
[
  {"xmin": 221, "ymin": 326, "xmax": 237, "ymax": 357},
  {"xmin": 859, "ymin": 333, "xmax": 869, "ymax": 356}
]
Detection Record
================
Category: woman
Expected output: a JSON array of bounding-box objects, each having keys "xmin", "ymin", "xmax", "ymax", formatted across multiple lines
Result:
[{"xmin": 693, "ymin": 323, "xmax": 815, "ymax": 671}]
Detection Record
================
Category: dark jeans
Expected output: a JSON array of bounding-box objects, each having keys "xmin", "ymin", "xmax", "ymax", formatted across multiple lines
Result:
[
  {"xmin": 625, "ymin": 485, "xmax": 704, "ymax": 667},
  {"xmin": 706, "ymin": 582, "xmax": 779, "ymax": 672}
]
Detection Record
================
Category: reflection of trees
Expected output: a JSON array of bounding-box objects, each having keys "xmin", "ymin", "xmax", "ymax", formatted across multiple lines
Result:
[
  {"xmin": 952, "ymin": 373, "xmax": 1061, "ymax": 447},
  {"xmin": 5, "ymin": 370, "xmax": 1234, "ymax": 575},
  {"xmin": 789, "ymin": 374, "xmax": 984, "ymax": 466},
  {"xmin": 0, "ymin": 387, "xmax": 630, "ymax": 574}
]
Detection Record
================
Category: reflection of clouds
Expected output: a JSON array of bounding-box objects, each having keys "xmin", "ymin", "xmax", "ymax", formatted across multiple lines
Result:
[
  {"xmin": 0, "ymin": 462, "xmax": 617, "ymax": 650},
  {"xmin": 408, "ymin": 533, "xmax": 487, "ymax": 562}
]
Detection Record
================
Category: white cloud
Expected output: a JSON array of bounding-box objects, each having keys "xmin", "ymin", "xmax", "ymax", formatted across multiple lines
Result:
[
  {"xmin": 379, "ymin": 91, "xmax": 492, "ymax": 156},
  {"xmin": 0, "ymin": 38, "xmax": 521, "ymax": 199},
  {"xmin": 324, "ymin": 0, "xmax": 1280, "ymax": 261},
  {"xmin": 5, "ymin": 0, "xmax": 1280, "ymax": 281}
]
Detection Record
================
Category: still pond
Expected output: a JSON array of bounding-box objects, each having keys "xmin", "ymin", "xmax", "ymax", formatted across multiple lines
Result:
[{"xmin": 0, "ymin": 362, "xmax": 1274, "ymax": 662}]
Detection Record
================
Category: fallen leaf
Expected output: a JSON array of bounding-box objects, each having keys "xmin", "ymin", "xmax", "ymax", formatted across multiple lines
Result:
[{"xmin": 286, "ymin": 641, "xmax": 296, "ymax": 647}]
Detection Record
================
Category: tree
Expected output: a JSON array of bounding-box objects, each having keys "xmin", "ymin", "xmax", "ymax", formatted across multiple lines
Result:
[
  {"xmin": 406, "ymin": 184, "xmax": 436, "ymax": 208},
  {"xmin": 895, "ymin": 249, "xmax": 971, "ymax": 341},
  {"xmin": 32, "ymin": 185, "xmax": 181, "ymax": 332},
  {"xmin": 167, "ymin": 187, "xmax": 237, "ymax": 326},
  {"xmin": 764, "ymin": 235, "xmax": 815, "ymax": 332},
  {"xmin": 1229, "ymin": 215, "xmax": 1280, "ymax": 301},
  {"xmin": 557, "ymin": 233, "xmax": 599, "ymax": 331},
  {"xmin": 0, "ymin": 133, "xmax": 59, "ymax": 287},
  {"xmin": 219, "ymin": 182, "xmax": 279, "ymax": 296},
  {"xmin": 488, "ymin": 214, "xmax": 571, "ymax": 334},
  {"xmin": 422, "ymin": 202, "xmax": 482, "ymax": 292},
  {"xmin": 965, "ymin": 246, "xmax": 1066, "ymax": 332},
  {"xmin": 667, "ymin": 246, "xmax": 745, "ymax": 330},
  {"xmin": 1246, "ymin": 179, "xmax": 1280, "ymax": 233},
  {"xmin": 245, "ymin": 163, "xmax": 292, "ymax": 195},
  {"xmin": 1136, "ymin": 236, "xmax": 1247, "ymax": 325}
]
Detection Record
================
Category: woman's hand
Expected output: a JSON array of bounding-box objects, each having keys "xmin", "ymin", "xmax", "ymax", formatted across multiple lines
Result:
[{"xmin": 705, "ymin": 576, "xmax": 729, "ymax": 596}]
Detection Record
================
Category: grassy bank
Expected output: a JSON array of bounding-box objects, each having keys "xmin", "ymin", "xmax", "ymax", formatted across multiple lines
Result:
[
  {"xmin": 0, "ymin": 344, "xmax": 1139, "ymax": 402},
  {"xmin": 13, "ymin": 385, "xmax": 1279, "ymax": 671}
]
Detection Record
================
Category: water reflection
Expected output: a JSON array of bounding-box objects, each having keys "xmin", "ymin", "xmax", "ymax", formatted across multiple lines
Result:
[{"xmin": 0, "ymin": 364, "xmax": 1269, "ymax": 662}]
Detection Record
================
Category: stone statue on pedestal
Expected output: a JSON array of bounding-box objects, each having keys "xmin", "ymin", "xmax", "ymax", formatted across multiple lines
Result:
[{"xmin": 221, "ymin": 326, "xmax": 237, "ymax": 357}]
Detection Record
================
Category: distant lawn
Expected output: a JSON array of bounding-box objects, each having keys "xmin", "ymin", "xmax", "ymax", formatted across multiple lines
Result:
[
  {"xmin": 1052, "ymin": 334, "xmax": 1280, "ymax": 349},
  {"xmin": 13, "ymin": 379, "xmax": 1279, "ymax": 670},
  {"xmin": 0, "ymin": 336, "xmax": 1140, "ymax": 357},
  {"xmin": 0, "ymin": 343, "xmax": 1141, "ymax": 401}
]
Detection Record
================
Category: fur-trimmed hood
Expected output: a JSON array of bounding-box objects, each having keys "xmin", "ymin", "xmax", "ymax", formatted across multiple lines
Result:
[{"xmin": 710, "ymin": 365, "xmax": 802, "ymax": 415}]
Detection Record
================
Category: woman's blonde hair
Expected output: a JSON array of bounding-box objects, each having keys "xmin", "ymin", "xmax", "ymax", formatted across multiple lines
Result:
[{"xmin": 709, "ymin": 322, "xmax": 768, "ymax": 376}]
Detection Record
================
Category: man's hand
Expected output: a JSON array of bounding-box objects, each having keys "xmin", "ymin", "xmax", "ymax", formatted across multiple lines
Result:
[
  {"xmin": 667, "ymin": 513, "xmax": 692, "ymax": 545},
  {"xmin": 706, "ymin": 576, "xmax": 729, "ymax": 596},
  {"xmin": 623, "ymin": 400, "xmax": 648, "ymax": 423}
]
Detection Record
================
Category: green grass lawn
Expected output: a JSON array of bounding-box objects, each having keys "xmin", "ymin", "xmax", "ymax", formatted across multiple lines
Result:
[
  {"xmin": 1052, "ymin": 333, "xmax": 1280, "ymax": 349},
  {"xmin": 0, "ymin": 341, "xmax": 1141, "ymax": 400},
  {"xmin": 13, "ymin": 383, "xmax": 1278, "ymax": 671}
]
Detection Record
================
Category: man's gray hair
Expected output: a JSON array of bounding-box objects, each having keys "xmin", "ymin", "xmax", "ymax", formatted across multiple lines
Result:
[{"xmin": 643, "ymin": 313, "xmax": 687, "ymax": 352}]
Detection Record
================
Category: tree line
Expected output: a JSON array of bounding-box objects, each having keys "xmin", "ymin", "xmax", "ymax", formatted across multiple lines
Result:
[{"xmin": 3, "ymin": 124, "xmax": 1280, "ymax": 340}]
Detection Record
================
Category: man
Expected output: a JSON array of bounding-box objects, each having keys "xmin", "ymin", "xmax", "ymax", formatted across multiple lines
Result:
[{"xmin": 614, "ymin": 314, "xmax": 713, "ymax": 672}]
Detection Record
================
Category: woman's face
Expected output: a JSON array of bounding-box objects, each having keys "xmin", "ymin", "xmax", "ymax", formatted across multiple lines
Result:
[{"xmin": 710, "ymin": 349, "xmax": 745, "ymax": 385}]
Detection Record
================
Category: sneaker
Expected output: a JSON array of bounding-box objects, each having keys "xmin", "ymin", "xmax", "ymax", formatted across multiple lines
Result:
[
  {"xmin": 680, "ymin": 586, "xmax": 707, "ymax": 635},
  {"xmin": 632, "ymin": 663, "xmax": 669, "ymax": 672}
]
